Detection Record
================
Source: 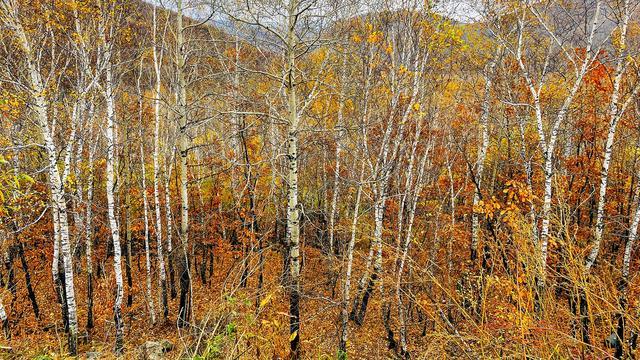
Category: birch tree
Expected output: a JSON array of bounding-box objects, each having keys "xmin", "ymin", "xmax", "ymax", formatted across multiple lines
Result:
[
  {"xmin": 586, "ymin": 0, "xmax": 640, "ymax": 270},
  {"xmin": 338, "ymin": 160, "xmax": 366, "ymax": 358},
  {"xmin": 221, "ymin": 0, "xmax": 345, "ymax": 356},
  {"xmin": 509, "ymin": 0, "xmax": 605, "ymax": 300},
  {"xmin": 165, "ymin": 153, "xmax": 177, "ymax": 299},
  {"xmin": 152, "ymin": 5, "xmax": 169, "ymax": 321},
  {"xmin": 102, "ymin": 15, "xmax": 125, "ymax": 351},
  {"xmin": 0, "ymin": 1, "xmax": 79, "ymax": 353},
  {"xmin": 471, "ymin": 45, "xmax": 501, "ymax": 262},
  {"xmin": 175, "ymin": 0, "xmax": 191, "ymax": 327},
  {"xmin": 100, "ymin": 3, "xmax": 124, "ymax": 354},
  {"xmin": 352, "ymin": 8, "xmax": 430, "ymax": 325},
  {"xmin": 139, "ymin": 57, "xmax": 158, "ymax": 326}
]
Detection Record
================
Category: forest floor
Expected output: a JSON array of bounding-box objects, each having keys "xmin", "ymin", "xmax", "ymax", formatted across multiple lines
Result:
[
  {"xmin": 0, "ymin": 243, "xmax": 417, "ymax": 359},
  {"xmin": 0, "ymin": 240, "xmax": 622, "ymax": 359}
]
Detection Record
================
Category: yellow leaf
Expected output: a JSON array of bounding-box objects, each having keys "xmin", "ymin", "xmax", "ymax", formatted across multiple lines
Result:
[
  {"xmin": 259, "ymin": 293, "xmax": 273, "ymax": 308},
  {"xmin": 289, "ymin": 330, "xmax": 298, "ymax": 342},
  {"xmin": 367, "ymin": 31, "xmax": 382, "ymax": 44}
]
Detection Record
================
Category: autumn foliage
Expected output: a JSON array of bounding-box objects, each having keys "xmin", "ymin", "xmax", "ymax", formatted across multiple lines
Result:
[{"xmin": 0, "ymin": 0, "xmax": 639, "ymax": 359}]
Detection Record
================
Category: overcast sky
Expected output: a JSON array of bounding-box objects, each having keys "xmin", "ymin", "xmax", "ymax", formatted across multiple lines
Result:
[
  {"xmin": 148, "ymin": 0, "xmax": 483, "ymax": 24},
  {"xmin": 436, "ymin": 0, "xmax": 482, "ymax": 22}
]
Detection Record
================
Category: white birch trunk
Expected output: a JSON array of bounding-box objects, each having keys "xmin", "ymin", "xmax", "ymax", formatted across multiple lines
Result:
[
  {"xmin": 623, "ymin": 175, "xmax": 640, "ymax": 281},
  {"xmin": 152, "ymin": 6, "xmax": 169, "ymax": 319},
  {"xmin": 164, "ymin": 157, "xmax": 176, "ymax": 299},
  {"xmin": 176, "ymin": 0, "xmax": 191, "ymax": 327},
  {"xmin": 516, "ymin": 1, "xmax": 602, "ymax": 288},
  {"xmin": 397, "ymin": 140, "xmax": 431, "ymax": 356},
  {"xmin": 285, "ymin": 1, "xmax": 302, "ymax": 356},
  {"xmin": 140, "ymin": 143, "xmax": 157, "ymax": 325},
  {"xmin": 587, "ymin": 0, "xmax": 636, "ymax": 269},
  {"xmin": 4, "ymin": 12, "xmax": 79, "ymax": 353},
  {"xmin": 0, "ymin": 298, "xmax": 7, "ymax": 339},
  {"xmin": 85, "ymin": 117, "xmax": 97, "ymax": 330},
  {"xmin": 471, "ymin": 46, "xmax": 500, "ymax": 261},
  {"xmin": 165, "ymin": 160, "xmax": 174, "ymax": 256},
  {"xmin": 339, "ymin": 160, "xmax": 366, "ymax": 356},
  {"xmin": 328, "ymin": 116, "xmax": 342, "ymax": 256},
  {"xmin": 104, "ymin": 45, "xmax": 125, "ymax": 351}
]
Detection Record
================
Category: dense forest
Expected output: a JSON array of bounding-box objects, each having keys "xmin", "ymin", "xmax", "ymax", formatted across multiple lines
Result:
[{"xmin": 0, "ymin": 0, "xmax": 639, "ymax": 358}]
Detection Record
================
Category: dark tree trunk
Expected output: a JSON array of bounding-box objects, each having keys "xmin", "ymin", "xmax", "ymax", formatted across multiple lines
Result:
[
  {"xmin": 611, "ymin": 280, "xmax": 628, "ymax": 360},
  {"xmin": 208, "ymin": 244, "xmax": 214, "ymax": 284},
  {"xmin": 289, "ymin": 278, "xmax": 301, "ymax": 360},
  {"xmin": 4, "ymin": 250, "xmax": 15, "ymax": 298},
  {"xmin": 579, "ymin": 291, "xmax": 590, "ymax": 346},
  {"xmin": 255, "ymin": 239, "xmax": 264, "ymax": 314},
  {"xmin": 86, "ymin": 265, "xmax": 94, "ymax": 330},
  {"xmin": 382, "ymin": 303, "xmax": 397, "ymax": 352},
  {"xmin": 168, "ymin": 250, "xmax": 177, "ymax": 299},
  {"xmin": 4, "ymin": 247, "xmax": 17, "ymax": 332},
  {"xmin": 240, "ymin": 242, "xmax": 249, "ymax": 288},
  {"xmin": 349, "ymin": 277, "xmax": 365, "ymax": 322},
  {"xmin": 569, "ymin": 289, "xmax": 591, "ymax": 348},
  {"xmin": 354, "ymin": 271, "xmax": 378, "ymax": 325},
  {"xmin": 239, "ymin": 113, "xmax": 257, "ymax": 290},
  {"xmin": 177, "ymin": 249, "xmax": 191, "ymax": 328},
  {"xmin": 57, "ymin": 259, "xmax": 69, "ymax": 333},
  {"xmin": 614, "ymin": 299, "xmax": 624, "ymax": 360},
  {"xmin": 1, "ymin": 315, "xmax": 9, "ymax": 340},
  {"xmin": 17, "ymin": 243, "xmax": 39, "ymax": 320},
  {"xmin": 125, "ymin": 238, "xmax": 133, "ymax": 308},
  {"xmin": 199, "ymin": 245, "xmax": 207, "ymax": 284}
]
